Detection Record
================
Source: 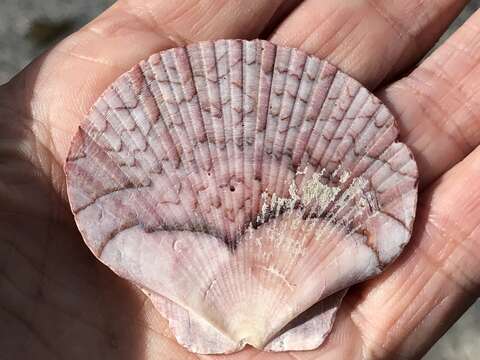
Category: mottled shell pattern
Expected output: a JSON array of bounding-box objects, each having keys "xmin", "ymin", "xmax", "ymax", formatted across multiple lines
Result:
[{"xmin": 65, "ymin": 39, "xmax": 418, "ymax": 354}]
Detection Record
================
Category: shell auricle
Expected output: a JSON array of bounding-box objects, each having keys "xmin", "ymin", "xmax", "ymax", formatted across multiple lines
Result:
[{"xmin": 65, "ymin": 39, "xmax": 418, "ymax": 354}]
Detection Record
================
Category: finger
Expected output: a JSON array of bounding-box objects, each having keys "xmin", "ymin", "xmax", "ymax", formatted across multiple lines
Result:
[
  {"xmin": 259, "ymin": 0, "xmax": 303, "ymax": 38},
  {"xmin": 380, "ymin": 9, "xmax": 480, "ymax": 186},
  {"xmin": 270, "ymin": 0, "xmax": 467, "ymax": 88},
  {"xmin": 15, "ymin": 0, "xmax": 298, "ymax": 167},
  {"xmin": 349, "ymin": 147, "xmax": 480, "ymax": 359}
]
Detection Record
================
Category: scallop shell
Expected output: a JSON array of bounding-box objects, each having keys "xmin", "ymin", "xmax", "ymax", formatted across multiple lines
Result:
[{"xmin": 65, "ymin": 39, "xmax": 418, "ymax": 354}]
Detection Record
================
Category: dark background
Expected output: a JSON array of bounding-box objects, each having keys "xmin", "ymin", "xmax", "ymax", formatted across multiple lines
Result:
[{"xmin": 0, "ymin": 1, "xmax": 479, "ymax": 358}]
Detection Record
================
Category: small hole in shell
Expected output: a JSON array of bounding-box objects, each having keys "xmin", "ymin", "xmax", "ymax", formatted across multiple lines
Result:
[{"xmin": 230, "ymin": 186, "xmax": 235, "ymax": 192}]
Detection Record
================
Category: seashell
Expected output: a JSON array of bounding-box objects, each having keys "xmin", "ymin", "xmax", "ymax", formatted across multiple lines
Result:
[{"xmin": 65, "ymin": 39, "xmax": 418, "ymax": 354}]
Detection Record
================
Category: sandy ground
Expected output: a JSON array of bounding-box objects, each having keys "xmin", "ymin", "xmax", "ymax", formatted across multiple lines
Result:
[{"xmin": 0, "ymin": 1, "xmax": 479, "ymax": 359}]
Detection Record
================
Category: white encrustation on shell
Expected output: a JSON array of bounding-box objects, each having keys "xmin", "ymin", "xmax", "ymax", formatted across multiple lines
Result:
[{"xmin": 65, "ymin": 39, "xmax": 418, "ymax": 354}]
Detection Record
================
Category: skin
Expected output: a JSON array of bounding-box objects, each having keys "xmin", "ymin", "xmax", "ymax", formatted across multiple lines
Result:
[{"xmin": 0, "ymin": 0, "xmax": 479, "ymax": 359}]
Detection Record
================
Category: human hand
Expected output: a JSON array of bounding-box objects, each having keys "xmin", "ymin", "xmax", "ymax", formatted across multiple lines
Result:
[{"xmin": 1, "ymin": 1, "xmax": 479, "ymax": 359}]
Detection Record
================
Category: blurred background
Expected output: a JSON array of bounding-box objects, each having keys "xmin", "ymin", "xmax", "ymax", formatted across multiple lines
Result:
[{"xmin": 0, "ymin": 0, "xmax": 479, "ymax": 358}]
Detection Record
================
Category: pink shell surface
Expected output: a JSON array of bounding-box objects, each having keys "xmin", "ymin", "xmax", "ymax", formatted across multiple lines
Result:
[{"xmin": 65, "ymin": 39, "xmax": 418, "ymax": 354}]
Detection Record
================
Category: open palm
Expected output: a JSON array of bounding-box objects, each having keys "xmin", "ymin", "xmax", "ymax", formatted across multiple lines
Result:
[{"xmin": 1, "ymin": 1, "xmax": 479, "ymax": 359}]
